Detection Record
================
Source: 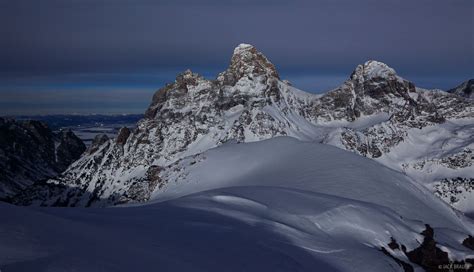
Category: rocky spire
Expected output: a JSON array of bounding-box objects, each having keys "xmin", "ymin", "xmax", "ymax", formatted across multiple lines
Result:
[
  {"xmin": 217, "ymin": 43, "xmax": 280, "ymax": 86},
  {"xmin": 86, "ymin": 134, "xmax": 110, "ymax": 155},
  {"xmin": 144, "ymin": 69, "xmax": 205, "ymax": 119},
  {"xmin": 350, "ymin": 60, "xmax": 399, "ymax": 82},
  {"xmin": 116, "ymin": 127, "xmax": 131, "ymax": 146},
  {"xmin": 175, "ymin": 69, "xmax": 203, "ymax": 86},
  {"xmin": 346, "ymin": 59, "xmax": 416, "ymax": 99},
  {"xmin": 54, "ymin": 129, "xmax": 87, "ymax": 170}
]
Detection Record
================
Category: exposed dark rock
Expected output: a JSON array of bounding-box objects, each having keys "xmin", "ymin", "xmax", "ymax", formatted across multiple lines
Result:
[
  {"xmin": 381, "ymin": 227, "xmax": 474, "ymax": 272},
  {"xmin": 0, "ymin": 118, "xmax": 85, "ymax": 199},
  {"xmin": 86, "ymin": 134, "xmax": 110, "ymax": 155},
  {"xmin": 55, "ymin": 129, "xmax": 86, "ymax": 170},
  {"xmin": 405, "ymin": 224, "xmax": 474, "ymax": 272},
  {"xmin": 448, "ymin": 79, "xmax": 474, "ymax": 99},
  {"xmin": 421, "ymin": 224, "xmax": 435, "ymax": 239},
  {"xmin": 380, "ymin": 247, "xmax": 414, "ymax": 272},
  {"xmin": 462, "ymin": 235, "xmax": 474, "ymax": 250},
  {"xmin": 119, "ymin": 165, "xmax": 163, "ymax": 203},
  {"xmin": 217, "ymin": 43, "xmax": 279, "ymax": 86},
  {"xmin": 116, "ymin": 127, "xmax": 131, "ymax": 145},
  {"xmin": 434, "ymin": 177, "xmax": 474, "ymax": 206},
  {"xmin": 406, "ymin": 225, "xmax": 449, "ymax": 270},
  {"xmin": 144, "ymin": 83, "xmax": 174, "ymax": 119},
  {"xmin": 388, "ymin": 237, "xmax": 400, "ymax": 250}
]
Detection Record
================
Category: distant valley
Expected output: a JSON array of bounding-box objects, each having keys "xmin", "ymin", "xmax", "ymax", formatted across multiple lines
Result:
[{"xmin": 13, "ymin": 114, "xmax": 143, "ymax": 146}]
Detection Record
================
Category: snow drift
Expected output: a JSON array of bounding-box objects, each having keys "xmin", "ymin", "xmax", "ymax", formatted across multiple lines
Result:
[{"xmin": 1, "ymin": 138, "xmax": 473, "ymax": 271}]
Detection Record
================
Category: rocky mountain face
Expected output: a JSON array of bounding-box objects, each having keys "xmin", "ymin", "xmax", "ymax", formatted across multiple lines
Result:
[
  {"xmin": 448, "ymin": 79, "xmax": 474, "ymax": 99},
  {"xmin": 0, "ymin": 118, "xmax": 86, "ymax": 200},
  {"xmin": 12, "ymin": 44, "xmax": 474, "ymax": 212},
  {"xmin": 319, "ymin": 69, "xmax": 473, "ymax": 213},
  {"xmin": 14, "ymin": 44, "xmax": 320, "ymax": 206}
]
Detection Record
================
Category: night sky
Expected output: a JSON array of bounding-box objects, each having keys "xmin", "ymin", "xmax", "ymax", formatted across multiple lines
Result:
[{"xmin": 1, "ymin": 0, "xmax": 472, "ymax": 115}]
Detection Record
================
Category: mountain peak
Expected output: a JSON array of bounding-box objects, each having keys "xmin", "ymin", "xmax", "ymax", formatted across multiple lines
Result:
[
  {"xmin": 351, "ymin": 60, "xmax": 399, "ymax": 82},
  {"xmin": 175, "ymin": 69, "xmax": 202, "ymax": 83},
  {"xmin": 233, "ymin": 43, "xmax": 255, "ymax": 55},
  {"xmin": 448, "ymin": 79, "xmax": 474, "ymax": 99},
  {"xmin": 218, "ymin": 43, "xmax": 279, "ymax": 85}
]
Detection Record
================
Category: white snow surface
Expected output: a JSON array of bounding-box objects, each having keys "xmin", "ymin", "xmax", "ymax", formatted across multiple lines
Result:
[{"xmin": 2, "ymin": 137, "xmax": 473, "ymax": 272}]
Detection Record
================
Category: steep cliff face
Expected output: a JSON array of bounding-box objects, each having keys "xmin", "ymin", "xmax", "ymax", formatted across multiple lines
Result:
[
  {"xmin": 0, "ymin": 118, "xmax": 85, "ymax": 199},
  {"xmin": 448, "ymin": 79, "xmax": 474, "ymax": 99},
  {"xmin": 12, "ymin": 44, "xmax": 473, "ymax": 211}
]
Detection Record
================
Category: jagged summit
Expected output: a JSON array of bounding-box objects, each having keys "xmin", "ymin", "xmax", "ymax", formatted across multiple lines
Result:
[
  {"xmin": 448, "ymin": 79, "xmax": 474, "ymax": 99},
  {"xmin": 144, "ymin": 69, "xmax": 207, "ymax": 119},
  {"xmin": 342, "ymin": 59, "xmax": 416, "ymax": 106},
  {"xmin": 218, "ymin": 43, "xmax": 279, "ymax": 85},
  {"xmin": 350, "ymin": 60, "xmax": 399, "ymax": 82},
  {"xmin": 175, "ymin": 69, "xmax": 204, "ymax": 86},
  {"xmin": 86, "ymin": 134, "xmax": 109, "ymax": 155}
]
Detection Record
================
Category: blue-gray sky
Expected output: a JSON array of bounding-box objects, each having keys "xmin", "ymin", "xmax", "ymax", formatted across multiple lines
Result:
[{"xmin": 1, "ymin": 0, "xmax": 473, "ymax": 115}]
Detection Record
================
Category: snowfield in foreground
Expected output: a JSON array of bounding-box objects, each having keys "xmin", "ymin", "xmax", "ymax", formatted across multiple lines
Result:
[{"xmin": 1, "ymin": 138, "xmax": 473, "ymax": 271}]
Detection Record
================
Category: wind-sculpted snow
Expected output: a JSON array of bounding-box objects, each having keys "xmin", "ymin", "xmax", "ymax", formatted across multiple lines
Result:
[
  {"xmin": 0, "ymin": 141, "xmax": 474, "ymax": 271},
  {"xmin": 2, "ymin": 138, "xmax": 474, "ymax": 271},
  {"xmin": 12, "ymin": 44, "xmax": 474, "ymax": 213},
  {"xmin": 152, "ymin": 138, "xmax": 473, "ymax": 231},
  {"xmin": 2, "ymin": 188, "xmax": 473, "ymax": 272}
]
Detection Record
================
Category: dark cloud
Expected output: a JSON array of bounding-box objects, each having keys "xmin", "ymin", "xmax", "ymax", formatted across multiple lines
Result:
[{"xmin": 0, "ymin": 0, "xmax": 472, "ymax": 114}]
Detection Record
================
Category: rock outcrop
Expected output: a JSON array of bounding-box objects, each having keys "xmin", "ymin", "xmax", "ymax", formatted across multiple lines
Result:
[
  {"xmin": 448, "ymin": 79, "xmax": 474, "ymax": 99},
  {"xmin": 0, "ymin": 118, "xmax": 85, "ymax": 199}
]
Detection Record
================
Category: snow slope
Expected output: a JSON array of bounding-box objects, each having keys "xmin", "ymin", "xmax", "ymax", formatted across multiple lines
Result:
[
  {"xmin": 2, "ymin": 137, "xmax": 473, "ymax": 272},
  {"xmin": 153, "ymin": 137, "xmax": 472, "ymax": 231}
]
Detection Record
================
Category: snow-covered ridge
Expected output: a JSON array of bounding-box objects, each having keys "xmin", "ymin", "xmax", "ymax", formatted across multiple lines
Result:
[{"xmin": 2, "ymin": 138, "xmax": 474, "ymax": 272}]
